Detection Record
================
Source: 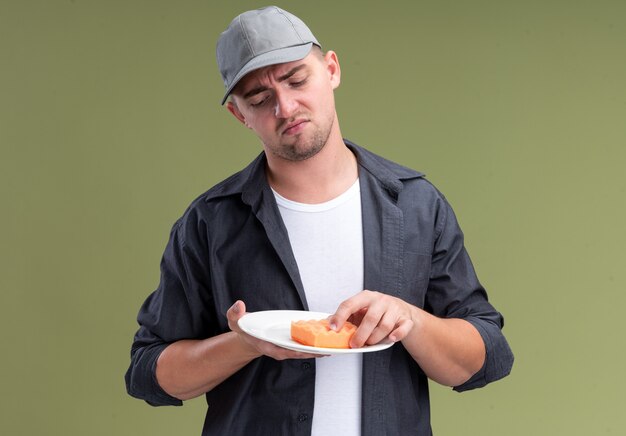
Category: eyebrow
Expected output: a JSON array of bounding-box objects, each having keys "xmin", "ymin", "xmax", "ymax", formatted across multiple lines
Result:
[{"xmin": 242, "ymin": 65, "xmax": 308, "ymax": 99}]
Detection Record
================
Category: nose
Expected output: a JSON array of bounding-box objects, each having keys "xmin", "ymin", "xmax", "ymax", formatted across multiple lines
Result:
[{"xmin": 273, "ymin": 89, "xmax": 297, "ymax": 118}]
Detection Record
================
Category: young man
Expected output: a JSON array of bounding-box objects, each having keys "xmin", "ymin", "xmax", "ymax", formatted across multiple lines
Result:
[{"xmin": 125, "ymin": 6, "xmax": 513, "ymax": 435}]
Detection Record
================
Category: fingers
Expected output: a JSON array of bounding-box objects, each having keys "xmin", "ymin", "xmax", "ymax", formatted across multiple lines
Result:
[
  {"xmin": 329, "ymin": 291, "xmax": 375, "ymax": 331},
  {"xmin": 227, "ymin": 300, "xmax": 246, "ymax": 332},
  {"xmin": 260, "ymin": 342, "xmax": 325, "ymax": 361},
  {"xmin": 358, "ymin": 311, "xmax": 398, "ymax": 347},
  {"xmin": 330, "ymin": 291, "xmax": 415, "ymax": 348},
  {"xmin": 227, "ymin": 300, "xmax": 326, "ymax": 361},
  {"xmin": 348, "ymin": 299, "xmax": 386, "ymax": 348},
  {"xmin": 388, "ymin": 318, "xmax": 413, "ymax": 343},
  {"xmin": 250, "ymin": 337, "xmax": 326, "ymax": 360}
]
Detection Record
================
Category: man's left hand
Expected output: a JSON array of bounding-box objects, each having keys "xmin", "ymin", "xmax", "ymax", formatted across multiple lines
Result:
[{"xmin": 328, "ymin": 290, "xmax": 416, "ymax": 348}]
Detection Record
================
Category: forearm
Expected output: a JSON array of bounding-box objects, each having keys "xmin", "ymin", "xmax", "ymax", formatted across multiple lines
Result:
[
  {"xmin": 156, "ymin": 331, "xmax": 260, "ymax": 401},
  {"xmin": 403, "ymin": 307, "xmax": 486, "ymax": 387}
]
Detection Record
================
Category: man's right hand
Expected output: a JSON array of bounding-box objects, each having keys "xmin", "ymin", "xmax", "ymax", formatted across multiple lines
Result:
[
  {"xmin": 227, "ymin": 300, "xmax": 325, "ymax": 361},
  {"xmin": 156, "ymin": 300, "xmax": 323, "ymax": 401}
]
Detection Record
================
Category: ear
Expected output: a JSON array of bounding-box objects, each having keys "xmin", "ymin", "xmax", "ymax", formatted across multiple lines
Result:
[
  {"xmin": 324, "ymin": 50, "xmax": 341, "ymax": 90},
  {"xmin": 227, "ymin": 100, "xmax": 249, "ymax": 127}
]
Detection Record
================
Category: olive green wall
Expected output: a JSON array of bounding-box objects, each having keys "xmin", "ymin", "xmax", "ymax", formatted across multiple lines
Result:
[{"xmin": 2, "ymin": 0, "xmax": 624, "ymax": 434}]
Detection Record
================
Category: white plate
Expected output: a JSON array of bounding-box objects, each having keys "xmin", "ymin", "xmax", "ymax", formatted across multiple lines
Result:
[{"xmin": 238, "ymin": 310, "xmax": 394, "ymax": 355}]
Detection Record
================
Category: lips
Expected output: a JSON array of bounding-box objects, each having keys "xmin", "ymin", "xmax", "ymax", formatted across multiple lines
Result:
[{"xmin": 281, "ymin": 119, "xmax": 308, "ymax": 135}]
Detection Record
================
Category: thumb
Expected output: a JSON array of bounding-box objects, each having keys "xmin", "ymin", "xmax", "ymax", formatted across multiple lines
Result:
[{"xmin": 227, "ymin": 300, "xmax": 246, "ymax": 331}]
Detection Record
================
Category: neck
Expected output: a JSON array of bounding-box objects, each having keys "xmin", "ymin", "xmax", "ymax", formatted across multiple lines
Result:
[{"xmin": 266, "ymin": 126, "xmax": 357, "ymax": 204}]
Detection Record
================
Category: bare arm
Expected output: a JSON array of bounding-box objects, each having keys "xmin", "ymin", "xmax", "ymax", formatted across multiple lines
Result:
[
  {"xmin": 155, "ymin": 331, "xmax": 256, "ymax": 401},
  {"xmin": 156, "ymin": 301, "xmax": 321, "ymax": 401},
  {"xmin": 401, "ymin": 306, "xmax": 485, "ymax": 386},
  {"xmin": 329, "ymin": 290, "xmax": 485, "ymax": 387}
]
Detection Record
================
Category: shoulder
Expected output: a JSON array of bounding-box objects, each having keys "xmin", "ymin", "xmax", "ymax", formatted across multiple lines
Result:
[
  {"xmin": 172, "ymin": 152, "xmax": 265, "ymax": 233},
  {"xmin": 347, "ymin": 139, "xmax": 425, "ymax": 181},
  {"xmin": 347, "ymin": 139, "xmax": 444, "ymax": 198},
  {"xmin": 347, "ymin": 139, "xmax": 452, "ymax": 222},
  {"xmin": 202, "ymin": 152, "xmax": 265, "ymax": 203}
]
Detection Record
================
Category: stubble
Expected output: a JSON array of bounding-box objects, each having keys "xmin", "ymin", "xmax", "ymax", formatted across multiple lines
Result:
[{"xmin": 267, "ymin": 114, "xmax": 335, "ymax": 162}]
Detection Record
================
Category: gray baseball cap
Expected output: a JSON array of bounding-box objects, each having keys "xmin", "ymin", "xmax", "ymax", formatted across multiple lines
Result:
[{"xmin": 216, "ymin": 6, "xmax": 321, "ymax": 105}]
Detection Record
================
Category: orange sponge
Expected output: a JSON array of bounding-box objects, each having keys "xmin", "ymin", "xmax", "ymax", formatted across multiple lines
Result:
[{"xmin": 290, "ymin": 319, "xmax": 357, "ymax": 348}]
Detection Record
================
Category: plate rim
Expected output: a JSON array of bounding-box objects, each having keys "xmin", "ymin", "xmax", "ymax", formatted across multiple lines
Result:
[{"xmin": 237, "ymin": 309, "xmax": 394, "ymax": 355}]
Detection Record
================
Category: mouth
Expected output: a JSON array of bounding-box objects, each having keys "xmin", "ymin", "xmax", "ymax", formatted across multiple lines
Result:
[{"xmin": 281, "ymin": 119, "xmax": 309, "ymax": 136}]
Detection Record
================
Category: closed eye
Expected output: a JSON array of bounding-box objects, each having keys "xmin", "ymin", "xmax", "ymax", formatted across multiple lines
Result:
[
  {"xmin": 250, "ymin": 98, "xmax": 268, "ymax": 107},
  {"xmin": 248, "ymin": 92, "xmax": 271, "ymax": 108},
  {"xmin": 290, "ymin": 79, "xmax": 307, "ymax": 88}
]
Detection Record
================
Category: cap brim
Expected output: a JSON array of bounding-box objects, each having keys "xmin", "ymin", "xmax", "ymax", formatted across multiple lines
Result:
[{"xmin": 221, "ymin": 43, "xmax": 313, "ymax": 105}]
